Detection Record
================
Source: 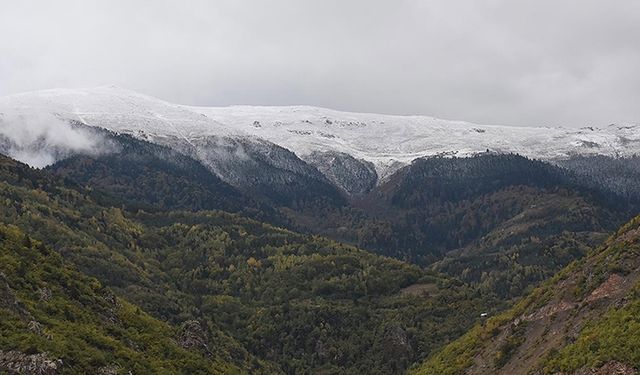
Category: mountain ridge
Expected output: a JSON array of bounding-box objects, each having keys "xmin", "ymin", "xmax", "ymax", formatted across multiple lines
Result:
[{"xmin": 2, "ymin": 86, "xmax": 639, "ymax": 181}]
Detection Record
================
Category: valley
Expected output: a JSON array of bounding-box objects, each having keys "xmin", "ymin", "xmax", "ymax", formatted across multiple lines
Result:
[{"xmin": 1, "ymin": 88, "xmax": 640, "ymax": 374}]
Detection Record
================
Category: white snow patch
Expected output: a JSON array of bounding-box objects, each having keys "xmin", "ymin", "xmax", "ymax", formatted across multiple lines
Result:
[{"xmin": 1, "ymin": 86, "xmax": 639, "ymax": 175}]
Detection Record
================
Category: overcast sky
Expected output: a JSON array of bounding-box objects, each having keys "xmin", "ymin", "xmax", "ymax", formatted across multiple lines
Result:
[{"xmin": 1, "ymin": 0, "xmax": 639, "ymax": 127}]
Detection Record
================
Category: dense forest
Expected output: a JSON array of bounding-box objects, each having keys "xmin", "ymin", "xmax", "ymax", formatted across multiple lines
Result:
[
  {"xmin": 0, "ymin": 155, "xmax": 498, "ymax": 373},
  {"xmin": 289, "ymin": 154, "xmax": 634, "ymax": 299},
  {"xmin": 0, "ymin": 223, "xmax": 247, "ymax": 374},
  {"xmin": 1, "ymin": 4, "xmax": 639, "ymax": 372},
  {"xmin": 3, "ymin": 133, "xmax": 640, "ymax": 373},
  {"xmin": 46, "ymin": 134, "xmax": 639, "ymax": 302}
]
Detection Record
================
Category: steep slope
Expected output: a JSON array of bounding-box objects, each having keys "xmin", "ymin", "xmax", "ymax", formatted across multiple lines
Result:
[
  {"xmin": 24, "ymin": 132, "xmax": 635, "ymax": 303},
  {"xmin": 46, "ymin": 129, "xmax": 280, "ymax": 223},
  {"xmin": 557, "ymin": 155, "xmax": 640, "ymax": 203},
  {"xmin": 0, "ymin": 225, "xmax": 242, "ymax": 374},
  {"xmin": 190, "ymin": 105, "xmax": 640, "ymax": 178},
  {"xmin": 0, "ymin": 154, "xmax": 498, "ymax": 374},
  {"xmin": 0, "ymin": 87, "xmax": 346, "ymax": 209},
  {"xmin": 0, "ymin": 154, "xmax": 275, "ymax": 373},
  {"xmin": 326, "ymin": 155, "xmax": 621, "ymax": 257},
  {"xmin": 412, "ymin": 215, "xmax": 640, "ymax": 375},
  {"xmin": 157, "ymin": 134, "xmax": 347, "ymax": 208},
  {"xmin": 382, "ymin": 155, "xmax": 630, "ymax": 298},
  {"xmin": 304, "ymin": 150, "xmax": 378, "ymax": 194}
]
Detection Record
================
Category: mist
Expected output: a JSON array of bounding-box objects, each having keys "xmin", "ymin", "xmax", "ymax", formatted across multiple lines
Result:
[{"xmin": 0, "ymin": 112, "xmax": 115, "ymax": 168}]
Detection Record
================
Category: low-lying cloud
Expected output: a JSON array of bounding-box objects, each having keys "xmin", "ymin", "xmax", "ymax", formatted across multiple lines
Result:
[{"xmin": 0, "ymin": 112, "xmax": 115, "ymax": 168}]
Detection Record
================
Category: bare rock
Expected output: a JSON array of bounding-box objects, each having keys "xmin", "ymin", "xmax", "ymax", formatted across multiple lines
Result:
[
  {"xmin": 572, "ymin": 361, "xmax": 637, "ymax": 375},
  {"xmin": 98, "ymin": 365, "xmax": 121, "ymax": 375},
  {"xmin": 0, "ymin": 350, "xmax": 62, "ymax": 375},
  {"xmin": 27, "ymin": 320, "xmax": 44, "ymax": 335}
]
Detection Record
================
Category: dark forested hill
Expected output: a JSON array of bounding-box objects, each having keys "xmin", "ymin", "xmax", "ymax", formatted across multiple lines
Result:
[
  {"xmin": 0, "ymin": 154, "xmax": 498, "ymax": 374},
  {"xmin": 289, "ymin": 154, "xmax": 634, "ymax": 299},
  {"xmin": 5, "ymin": 138, "xmax": 640, "ymax": 374},
  {"xmin": 557, "ymin": 154, "xmax": 640, "ymax": 203},
  {"xmin": 47, "ymin": 131, "xmax": 281, "ymax": 224},
  {"xmin": 412, "ymin": 214, "xmax": 640, "ymax": 375},
  {"xmin": 46, "ymin": 145, "xmax": 638, "ymax": 302},
  {"xmin": 163, "ymin": 135, "xmax": 349, "ymax": 210},
  {"xmin": 358, "ymin": 154, "xmax": 626, "ymax": 261}
]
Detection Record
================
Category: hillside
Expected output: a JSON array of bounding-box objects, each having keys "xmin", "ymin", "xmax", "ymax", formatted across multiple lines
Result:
[
  {"xmin": 45, "ymin": 143, "xmax": 635, "ymax": 301},
  {"xmin": 2, "ymin": 86, "xmax": 640, "ymax": 373},
  {"xmin": 47, "ymin": 129, "xmax": 282, "ymax": 223},
  {"xmin": 0, "ymin": 154, "xmax": 499, "ymax": 373},
  {"xmin": 412, "ymin": 215, "xmax": 640, "ymax": 375},
  {"xmin": 297, "ymin": 154, "xmax": 630, "ymax": 298},
  {"xmin": 1, "ymin": 88, "xmax": 638, "ymax": 302},
  {"xmin": 0, "ymin": 224, "xmax": 245, "ymax": 374}
]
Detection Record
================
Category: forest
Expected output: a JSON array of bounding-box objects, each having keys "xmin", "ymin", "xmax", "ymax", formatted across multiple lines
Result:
[
  {"xmin": 2, "ymin": 141, "xmax": 640, "ymax": 373},
  {"xmin": 1, "ymin": 154, "xmax": 497, "ymax": 373}
]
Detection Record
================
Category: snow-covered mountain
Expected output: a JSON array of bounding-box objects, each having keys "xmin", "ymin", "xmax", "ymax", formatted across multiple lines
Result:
[
  {"xmin": 1, "ymin": 86, "xmax": 639, "ymax": 189},
  {"xmin": 190, "ymin": 104, "xmax": 640, "ymax": 177}
]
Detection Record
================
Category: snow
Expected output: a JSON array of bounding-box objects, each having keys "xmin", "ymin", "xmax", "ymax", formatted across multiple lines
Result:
[
  {"xmin": 1, "ymin": 86, "xmax": 639, "ymax": 176},
  {"xmin": 0, "ymin": 86, "xmax": 243, "ymax": 141}
]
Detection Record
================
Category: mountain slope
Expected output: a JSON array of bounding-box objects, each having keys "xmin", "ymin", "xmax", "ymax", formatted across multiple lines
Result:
[
  {"xmin": 0, "ymin": 87, "xmax": 347, "ymax": 209},
  {"xmin": 2, "ymin": 86, "xmax": 640, "ymax": 182},
  {"xmin": 412, "ymin": 215, "xmax": 640, "ymax": 375},
  {"xmin": 297, "ymin": 154, "xmax": 628, "ymax": 299},
  {"xmin": 36, "ymin": 134, "xmax": 635, "ymax": 302},
  {"xmin": 0, "ymin": 154, "xmax": 500, "ymax": 374},
  {"xmin": 46, "ymin": 129, "xmax": 280, "ymax": 222},
  {"xmin": 557, "ymin": 155, "xmax": 640, "ymax": 203},
  {"xmin": 0, "ymin": 224, "xmax": 243, "ymax": 374},
  {"xmin": 189, "ymin": 104, "xmax": 640, "ymax": 178},
  {"xmin": 158, "ymin": 134, "xmax": 347, "ymax": 208}
]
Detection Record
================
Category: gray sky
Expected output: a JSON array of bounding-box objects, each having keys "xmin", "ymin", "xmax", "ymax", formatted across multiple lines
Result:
[{"xmin": 1, "ymin": 0, "xmax": 639, "ymax": 127}]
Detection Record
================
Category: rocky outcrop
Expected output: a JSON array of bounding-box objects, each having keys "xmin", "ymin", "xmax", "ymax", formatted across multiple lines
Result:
[
  {"xmin": 37, "ymin": 287, "xmax": 52, "ymax": 302},
  {"xmin": 0, "ymin": 351, "xmax": 62, "ymax": 375},
  {"xmin": 572, "ymin": 361, "xmax": 637, "ymax": 375}
]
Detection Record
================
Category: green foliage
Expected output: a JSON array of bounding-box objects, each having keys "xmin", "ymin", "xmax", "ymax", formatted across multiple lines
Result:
[
  {"xmin": 543, "ymin": 293, "xmax": 640, "ymax": 372},
  {"xmin": 413, "ymin": 215, "xmax": 640, "ymax": 374},
  {"xmin": 0, "ymin": 155, "xmax": 497, "ymax": 373},
  {"xmin": 0, "ymin": 224, "xmax": 239, "ymax": 374},
  {"xmin": 48, "ymin": 142, "xmax": 633, "ymax": 304},
  {"xmin": 290, "ymin": 154, "xmax": 628, "ymax": 300},
  {"xmin": 409, "ymin": 296, "xmax": 533, "ymax": 375},
  {"xmin": 3, "ymin": 148, "xmax": 635, "ymax": 373}
]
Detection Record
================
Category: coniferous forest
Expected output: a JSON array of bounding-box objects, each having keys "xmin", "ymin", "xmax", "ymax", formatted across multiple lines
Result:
[
  {"xmin": 2, "ymin": 133, "xmax": 640, "ymax": 373},
  {"xmin": 2, "ymin": 3, "xmax": 640, "ymax": 372}
]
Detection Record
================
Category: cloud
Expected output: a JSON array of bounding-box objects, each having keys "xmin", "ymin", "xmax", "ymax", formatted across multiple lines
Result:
[
  {"xmin": 0, "ymin": 112, "xmax": 115, "ymax": 168},
  {"xmin": 0, "ymin": 0, "xmax": 638, "ymax": 127}
]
